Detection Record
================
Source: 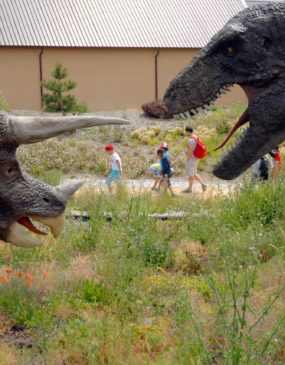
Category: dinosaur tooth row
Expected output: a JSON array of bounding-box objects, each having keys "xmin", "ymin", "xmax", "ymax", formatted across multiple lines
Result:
[
  {"xmin": 219, "ymin": 126, "xmax": 249, "ymax": 162},
  {"xmin": 174, "ymin": 84, "xmax": 233, "ymax": 120}
]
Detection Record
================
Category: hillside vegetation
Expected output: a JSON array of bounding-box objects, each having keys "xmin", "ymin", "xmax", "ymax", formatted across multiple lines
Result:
[{"xmin": 18, "ymin": 105, "xmax": 245, "ymax": 180}]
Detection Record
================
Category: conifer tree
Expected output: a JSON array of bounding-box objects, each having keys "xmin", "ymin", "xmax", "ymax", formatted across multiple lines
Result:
[{"xmin": 42, "ymin": 63, "xmax": 84, "ymax": 113}]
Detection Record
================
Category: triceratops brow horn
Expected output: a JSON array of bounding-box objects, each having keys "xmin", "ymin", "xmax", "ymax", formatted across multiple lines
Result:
[{"xmin": 8, "ymin": 115, "xmax": 130, "ymax": 144}]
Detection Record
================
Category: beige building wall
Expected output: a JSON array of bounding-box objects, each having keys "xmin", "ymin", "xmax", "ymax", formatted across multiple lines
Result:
[
  {"xmin": 0, "ymin": 48, "xmax": 41, "ymax": 110},
  {"xmin": 0, "ymin": 47, "xmax": 246, "ymax": 111}
]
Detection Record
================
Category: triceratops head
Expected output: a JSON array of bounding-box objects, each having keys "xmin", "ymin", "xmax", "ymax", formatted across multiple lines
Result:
[{"xmin": 0, "ymin": 112, "xmax": 128, "ymax": 248}]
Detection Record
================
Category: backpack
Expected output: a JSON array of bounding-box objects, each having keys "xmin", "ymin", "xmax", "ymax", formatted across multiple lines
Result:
[
  {"xmin": 259, "ymin": 157, "xmax": 269, "ymax": 181},
  {"xmin": 191, "ymin": 136, "xmax": 207, "ymax": 159}
]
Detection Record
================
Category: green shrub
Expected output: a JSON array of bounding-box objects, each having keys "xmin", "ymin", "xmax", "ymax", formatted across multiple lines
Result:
[
  {"xmin": 0, "ymin": 90, "xmax": 9, "ymax": 110},
  {"xmin": 216, "ymin": 120, "xmax": 231, "ymax": 135}
]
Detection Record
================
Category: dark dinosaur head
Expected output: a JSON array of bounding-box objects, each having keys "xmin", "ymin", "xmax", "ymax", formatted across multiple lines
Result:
[
  {"xmin": 0, "ymin": 112, "xmax": 129, "ymax": 247},
  {"xmin": 144, "ymin": 4, "xmax": 285, "ymax": 179}
]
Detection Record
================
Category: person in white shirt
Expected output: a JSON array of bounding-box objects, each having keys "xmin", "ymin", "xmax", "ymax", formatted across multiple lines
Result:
[
  {"xmin": 105, "ymin": 144, "xmax": 122, "ymax": 191},
  {"xmin": 183, "ymin": 127, "xmax": 207, "ymax": 193}
]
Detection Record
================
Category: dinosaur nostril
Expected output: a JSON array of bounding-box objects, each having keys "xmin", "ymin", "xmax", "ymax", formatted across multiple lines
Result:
[{"xmin": 43, "ymin": 197, "xmax": 50, "ymax": 204}]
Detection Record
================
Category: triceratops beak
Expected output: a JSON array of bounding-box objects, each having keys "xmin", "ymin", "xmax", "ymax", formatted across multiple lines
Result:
[
  {"xmin": 6, "ymin": 179, "xmax": 84, "ymax": 248},
  {"xmin": 8, "ymin": 115, "xmax": 130, "ymax": 144}
]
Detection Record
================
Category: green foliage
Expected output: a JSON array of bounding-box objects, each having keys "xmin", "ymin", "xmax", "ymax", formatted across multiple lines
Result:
[
  {"xmin": 0, "ymin": 90, "xmax": 9, "ymax": 111},
  {"xmin": 77, "ymin": 280, "xmax": 111, "ymax": 305},
  {"xmin": 1, "ymin": 185, "xmax": 285, "ymax": 364},
  {"xmin": 216, "ymin": 120, "xmax": 231, "ymax": 135},
  {"xmin": 42, "ymin": 63, "xmax": 89, "ymax": 113}
]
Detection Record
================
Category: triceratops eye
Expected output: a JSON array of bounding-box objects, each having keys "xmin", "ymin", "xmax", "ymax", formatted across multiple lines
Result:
[
  {"xmin": 225, "ymin": 46, "xmax": 235, "ymax": 57},
  {"xmin": 1, "ymin": 161, "xmax": 18, "ymax": 179}
]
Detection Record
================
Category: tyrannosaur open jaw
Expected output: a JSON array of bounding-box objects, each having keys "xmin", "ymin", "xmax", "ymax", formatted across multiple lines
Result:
[
  {"xmin": 143, "ymin": 4, "xmax": 285, "ymax": 180},
  {"xmin": 0, "ymin": 113, "xmax": 129, "ymax": 247}
]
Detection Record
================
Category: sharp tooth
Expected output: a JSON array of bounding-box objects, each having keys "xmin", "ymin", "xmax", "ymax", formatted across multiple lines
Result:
[
  {"xmin": 220, "ymin": 90, "xmax": 228, "ymax": 95},
  {"xmin": 197, "ymin": 107, "xmax": 206, "ymax": 114},
  {"xmin": 184, "ymin": 111, "xmax": 191, "ymax": 118},
  {"xmin": 190, "ymin": 109, "xmax": 197, "ymax": 115},
  {"xmin": 179, "ymin": 113, "xmax": 186, "ymax": 119},
  {"xmin": 174, "ymin": 114, "xmax": 179, "ymax": 119},
  {"xmin": 7, "ymin": 222, "xmax": 43, "ymax": 248}
]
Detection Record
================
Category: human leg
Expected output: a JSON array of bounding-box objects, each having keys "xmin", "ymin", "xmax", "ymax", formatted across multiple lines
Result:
[
  {"xmin": 106, "ymin": 170, "xmax": 121, "ymax": 192},
  {"xmin": 194, "ymin": 173, "xmax": 207, "ymax": 192},
  {"xmin": 183, "ymin": 160, "xmax": 196, "ymax": 192}
]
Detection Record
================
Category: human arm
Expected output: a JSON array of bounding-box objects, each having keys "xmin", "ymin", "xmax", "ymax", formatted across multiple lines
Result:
[
  {"xmin": 187, "ymin": 138, "xmax": 196, "ymax": 160},
  {"xmin": 115, "ymin": 158, "xmax": 122, "ymax": 173}
]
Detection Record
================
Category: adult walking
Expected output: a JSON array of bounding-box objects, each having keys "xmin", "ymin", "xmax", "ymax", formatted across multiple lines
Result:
[{"xmin": 183, "ymin": 127, "xmax": 207, "ymax": 193}]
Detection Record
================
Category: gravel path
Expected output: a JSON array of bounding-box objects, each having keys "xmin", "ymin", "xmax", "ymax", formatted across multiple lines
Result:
[{"xmin": 71, "ymin": 174, "xmax": 239, "ymax": 197}]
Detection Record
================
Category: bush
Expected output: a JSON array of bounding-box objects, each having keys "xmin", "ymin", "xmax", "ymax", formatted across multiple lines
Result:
[
  {"xmin": 216, "ymin": 120, "xmax": 231, "ymax": 135},
  {"xmin": 0, "ymin": 90, "xmax": 9, "ymax": 111}
]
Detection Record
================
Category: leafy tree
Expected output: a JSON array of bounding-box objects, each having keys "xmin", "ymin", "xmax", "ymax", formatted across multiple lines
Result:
[{"xmin": 41, "ymin": 63, "xmax": 88, "ymax": 113}]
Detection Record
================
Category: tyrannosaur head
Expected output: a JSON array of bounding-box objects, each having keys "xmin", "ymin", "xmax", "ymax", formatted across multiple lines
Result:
[
  {"xmin": 0, "ymin": 113, "xmax": 129, "ymax": 247},
  {"xmin": 146, "ymin": 4, "xmax": 285, "ymax": 179}
]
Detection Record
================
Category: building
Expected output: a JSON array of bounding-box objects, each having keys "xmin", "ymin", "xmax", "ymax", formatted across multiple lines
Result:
[{"xmin": 0, "ymin": 0, "xmax": 247, "ymax": 111}]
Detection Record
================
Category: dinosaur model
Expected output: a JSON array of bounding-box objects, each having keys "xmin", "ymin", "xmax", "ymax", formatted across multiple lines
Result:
[
  {"xmin": 143, "ymin": 3, "xmax": 285, "ymax": 180},
  {"xmin": 0, "ymin": 113, "xmax": 128, "ymax": 247}
]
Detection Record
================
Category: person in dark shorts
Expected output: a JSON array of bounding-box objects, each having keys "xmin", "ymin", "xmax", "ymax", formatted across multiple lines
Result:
[{"xmin": 157, "ymin": 148, "xmax": 175, "ymax": 196}]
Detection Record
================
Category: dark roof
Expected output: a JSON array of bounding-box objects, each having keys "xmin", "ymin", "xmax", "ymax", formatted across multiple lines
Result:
[{"xmin": 0, "ymin": 0, "xmax": 246, "ymax": 48}]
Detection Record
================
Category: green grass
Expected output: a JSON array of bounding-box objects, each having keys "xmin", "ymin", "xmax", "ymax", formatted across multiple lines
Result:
[{"xmin": 1, "ymin": 179, "xmax": 285, "ymax": 364}]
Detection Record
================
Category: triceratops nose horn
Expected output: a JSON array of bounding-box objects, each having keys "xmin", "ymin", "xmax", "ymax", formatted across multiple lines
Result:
[{"xmin": 55, "ymin": 180, "xmax": 84, "ymax": 204}]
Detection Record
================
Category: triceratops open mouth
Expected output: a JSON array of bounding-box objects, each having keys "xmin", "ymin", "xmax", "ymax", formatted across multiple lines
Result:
[{"xmin": 7, "ymin": 214, "xmax": 65, "ymax": 248}]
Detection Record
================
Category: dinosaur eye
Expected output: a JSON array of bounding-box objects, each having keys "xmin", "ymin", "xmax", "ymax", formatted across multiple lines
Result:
[
  {"xmin": 1, "ymin": 162, "xmax": 18, "ymax": 179},
  {"xmin": 225, "ymin": 46, "xmax": 235, "ymax": 57}
]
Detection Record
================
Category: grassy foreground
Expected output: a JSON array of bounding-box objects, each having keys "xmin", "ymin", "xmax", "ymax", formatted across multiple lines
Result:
[{"xmin": 1, "ymin": 179, "xmax": 285, "ymax": 364}]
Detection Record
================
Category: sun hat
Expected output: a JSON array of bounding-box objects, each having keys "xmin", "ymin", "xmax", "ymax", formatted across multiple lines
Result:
[
  {"xmin": 160, "ymin": 142, "xmax": 168, "ymax": 150},
  {"xmin": 105, "ymin": 144, "xmax": 114, "ymax": 151}
]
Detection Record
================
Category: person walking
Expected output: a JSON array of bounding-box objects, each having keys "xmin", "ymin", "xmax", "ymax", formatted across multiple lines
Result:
[
  {"xmin": 104, "ymin": 144, "xmax": 122, "ymax": 192},
  {"xmin": 252, "ymin": 155, "xmax": 271, "ymax": 181},
  {"xmin": 183, "ymin": 127, "xmax": 207, "ymax": 193},
  {"xmin": 269, "ymin": 146, "xmax": 282, "ymax": 182},
  {"xmin": 157, "ymin": 148, "xmax": 175, "ymax": 196}
]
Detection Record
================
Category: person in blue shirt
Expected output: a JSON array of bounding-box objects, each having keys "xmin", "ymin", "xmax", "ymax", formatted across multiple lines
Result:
[{"xmin": 157, "ymin": 148, "xmax": 175, "ymax": 196}]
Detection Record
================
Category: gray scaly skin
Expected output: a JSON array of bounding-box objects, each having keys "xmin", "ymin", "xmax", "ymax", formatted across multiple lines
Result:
[
  {"xmin": 145, "ymin": 4, "xmax": 285, "ymax": 180},
  {"xmin": 0, "ymin": 113, "xmax": 63, "ymax": 240},
  {"xmin": 0, "ymin": 112, "xmax": 129, "ymax": 245}
]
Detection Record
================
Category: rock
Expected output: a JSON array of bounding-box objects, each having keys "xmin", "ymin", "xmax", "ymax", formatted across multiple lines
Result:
[{"xmin": 142, "ymin": 100, "xmax": 172, "ymax": 119}]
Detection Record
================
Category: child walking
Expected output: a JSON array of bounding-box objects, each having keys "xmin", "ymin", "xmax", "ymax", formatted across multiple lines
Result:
[
  {"xmin": 105, "ymin": 144, "xmax": 122, "ymax": 192},
  {"xmin": 151, "ymin": 142, "xmax": 172, "ymax": 192},
  {"xmin": 157, "ymin": 148, "xmax": 175, "ymax": 196}
]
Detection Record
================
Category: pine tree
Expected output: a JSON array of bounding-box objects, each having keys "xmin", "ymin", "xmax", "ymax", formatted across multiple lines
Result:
[{"xmin": 42, "ymin": 63, "xmax": 84, "ymax": 113}]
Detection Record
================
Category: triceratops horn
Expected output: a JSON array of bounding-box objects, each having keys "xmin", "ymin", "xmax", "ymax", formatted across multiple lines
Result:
[
  {"xmin": 9, "ymin": 115, "xmax": 130, "ymax": 144},
  {"xmin": 55, "ymin": 179, "xmax": 85, "ymax": 204}
]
